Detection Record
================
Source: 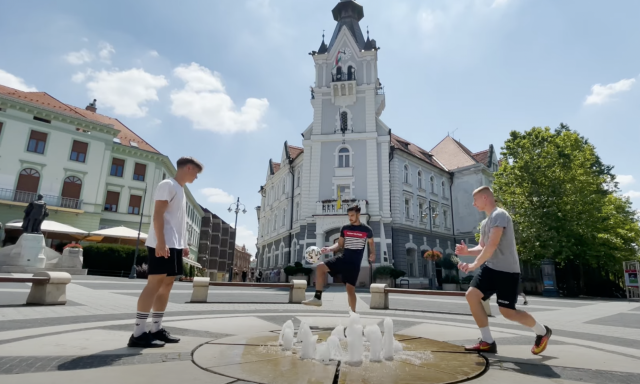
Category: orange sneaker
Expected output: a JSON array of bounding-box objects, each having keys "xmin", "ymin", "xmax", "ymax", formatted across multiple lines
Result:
[
  {"xmin": 531, "ymin": 326, "xmax": 552, "ymax": 355},
  {"xmin": 464, "ymin": 339, "xmax": 497, "ymax": 353}
]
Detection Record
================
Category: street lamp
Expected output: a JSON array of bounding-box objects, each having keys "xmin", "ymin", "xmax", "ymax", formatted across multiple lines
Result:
[
  {"xmin": 421, "ymin": 201, "xmax": 440, "ymax": 289},
  {"xmin": 227, "ymin": 197, "xmax": 246, "ymax": 282},
  {"xmin": 129, "ymin": 183, "xmax": 148, "ymax": 279}
]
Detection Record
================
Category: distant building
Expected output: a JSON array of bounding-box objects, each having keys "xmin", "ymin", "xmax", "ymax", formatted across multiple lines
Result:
[
  {"xmin": 233, "ymin": 245, "xmax": 252, "ymax": 281},
  {"xmin": 198, "ymin": 207, "xmax": 236, "ymax": 281}
]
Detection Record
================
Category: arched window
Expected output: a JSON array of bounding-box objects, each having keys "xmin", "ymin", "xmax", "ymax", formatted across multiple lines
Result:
[
  {"xmin": 430, "ymin": 176, "xmax": 435, "ymax": 193},
  {"xmin": 296, "ymin": 169, "xmax": 301, "ymax": 187},
  {"xmin": 279, "ymin": 243, "xmax": 285, "ymax": 265},
  {"xmin": 417, "ymin": 171, "xmax": 423, "ymax": 189},
  {"xmin": 441, "ymin": 180, "xmax": 446, "ymax": 197},
  {"xmin": 14, "ymin": 168, "xmax": 40, "ymax": 203},
  {"xmin": 295, "ymin": 201, "xmax": 300, "ymax": 221},
  {"xmin": 290, "ymin": 239, "xmax": 297, "ymax": 264},
  {"xmin": 281, "ymin": 208, "xmax": 286, "ymax": 227},
  {"xmin": 338, "ymin": 147, "xmax": 350, "ymax": 168},
  {"xmin": 403, "ymin": 165, "xmax": 410, "ymax": 184},
  {"xmin": 347, "ymin": 66, "xmax": 355, "ymax": 81},
  {"xmin": 340, "ymin": 111, "xmax": 348, "ymax": 133},
  {"xmin": 336, "ymin": 66, "xmax": 343, "ymax": 81},
  {"xmin": 61, "ymin": 176, "xmax": 82, "ymax": 209}
]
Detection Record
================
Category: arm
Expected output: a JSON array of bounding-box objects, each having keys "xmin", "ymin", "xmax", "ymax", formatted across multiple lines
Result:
[
  {"xmin": 324, "ymin": 237, "xmax": 345, "ymax": 253},
  {"xmin": 182, "ymin": 204, "xmax": 189, "ymax": 258},
  {"xmin": 455, "ymin": 239, "xmax": 484, "ymax": 257},
  {"xmin": 367, "ymin": 237, "xmax": 376, "ymax": 263},
  {"xmin": 152, "ymin": 200, "xmax": 169, "ymax": 257},
  {"xmin": 461, "ymin": 227, "xmax": 503, "ymax": 272}
]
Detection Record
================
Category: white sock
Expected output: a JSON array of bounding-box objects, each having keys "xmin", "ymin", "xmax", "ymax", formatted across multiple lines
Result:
[
  {"xmin": 133, "ymin": 312, "xmax": 149, "ymax": 337},
  {"xmin": 531, "ymin": 320, "xmax": 546, "ymax": 336},
  {"xmin": 151, "ymin": 312, "xmax": 165, "ymax": 332},
  {"xmin": 480, "ymin": 326, "xmax": 494, "ymax": 344}
]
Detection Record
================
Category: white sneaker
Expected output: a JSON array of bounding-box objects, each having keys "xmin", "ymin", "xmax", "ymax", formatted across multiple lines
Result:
[{"xmin": 302, "ymin": 297, "xmax": 322, "ymax": 307}]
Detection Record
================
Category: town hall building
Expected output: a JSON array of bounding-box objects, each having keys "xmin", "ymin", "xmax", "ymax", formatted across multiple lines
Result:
[{"xmin": 255, "ymin": 0, "xmax": 498, "ymax": 287}]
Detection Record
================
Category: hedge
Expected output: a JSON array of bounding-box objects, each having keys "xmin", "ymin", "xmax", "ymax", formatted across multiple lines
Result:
[{"xmin": 82, "ymin": 244, "xmax": 149, "ymax": 272}]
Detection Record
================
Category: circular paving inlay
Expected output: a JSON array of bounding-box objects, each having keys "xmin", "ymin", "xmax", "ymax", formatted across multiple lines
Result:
[{"xmin": 193, "ymin": 330, "xmax": 487, "ymax": 384}]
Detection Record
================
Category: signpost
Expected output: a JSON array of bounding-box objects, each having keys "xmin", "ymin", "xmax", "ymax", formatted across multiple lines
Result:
[{"xmin": 623, "ymin": 261, "xmax": 639, "ymax": 301}]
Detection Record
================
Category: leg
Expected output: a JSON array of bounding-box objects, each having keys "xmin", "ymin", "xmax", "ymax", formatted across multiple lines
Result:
[
  {"xmin": 128, "ymin": 273, "xmax": 167, "ymax": 348},
  {"xmin": 149, "ymin": 250, "xmax": 182, "ymax": 343},
  {"xmin": 302, "ymin": 263, "xmax": 328, "ymax": 307},
  {"xmin": 464, "ymin": 267, "xmax": 498, "ymax": 352},
  {"xmin": 137, "ymin": 275, "xmax": 167, "ymax": 313},
  {"xmin": 466, "ymin": 287, "xmax": 489, "ymax": 329},
  {"xmin": 345, "ymin": 283, "xmax": 357, "ymax": 313},
  {"xmin": 151, "ymin": 276, "xmax": 175, "ymax": 313}
]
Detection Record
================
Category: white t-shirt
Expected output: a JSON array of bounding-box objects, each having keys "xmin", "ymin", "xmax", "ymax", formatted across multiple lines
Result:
[{"xmin": 145, "ymin": 178, "xmax": 187, "ymax": 249}]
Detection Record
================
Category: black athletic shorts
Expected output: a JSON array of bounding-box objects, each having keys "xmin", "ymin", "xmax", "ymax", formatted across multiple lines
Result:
[
  {"xmin": 324, "ymin": 255, "xmax": 362, "ymax": 287},
  {"xmin": 147, "ymin": 246, "xmax": 184, "ymax": 276},
  {"xmin": 470, "ymin": 265, "xmax": 520, "ymax": 310}
]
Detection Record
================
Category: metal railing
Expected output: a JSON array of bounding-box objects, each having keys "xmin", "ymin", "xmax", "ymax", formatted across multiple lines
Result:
[
  {"xmin": 376, "ymin": 86, "xmax": 385, "ymax": 95},
  {"xmin": 0, "ymin": 188, "xmax": 83, "ymax": 210},
  {"xmin": 331, "ymin": 73, "xmax": 357, "ymax": 82},
  {"xmin": 316, "ymin": 199, "xmax": 368, "ymax": 215}
]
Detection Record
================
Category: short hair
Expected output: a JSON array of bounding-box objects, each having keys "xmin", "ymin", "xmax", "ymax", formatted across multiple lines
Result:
[
  {"xmin": 347, "ymin": 205, "xmax": 361, "ymax": 213},
  {"xmin": 177, "ymin": 156, "xmax": 203, "ymax": 172},
  {"xmin": 472, "ymin": 186, "xmax": 494, "ymax": 197}
]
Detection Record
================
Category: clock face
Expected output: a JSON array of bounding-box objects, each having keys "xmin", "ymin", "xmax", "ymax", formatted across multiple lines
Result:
[{"xmin": 342, "ymin": 47, "xmax": 352, "ymax": 60}]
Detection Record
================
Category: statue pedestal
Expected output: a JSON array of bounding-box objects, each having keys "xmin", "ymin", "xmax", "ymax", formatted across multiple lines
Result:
[{"xmin": 0, "ymin": 233, "xmax": 47, "ymax": 268}]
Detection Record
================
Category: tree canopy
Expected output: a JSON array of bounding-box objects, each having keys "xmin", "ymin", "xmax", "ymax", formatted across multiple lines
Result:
[{"xmin": 493, "ymin": 123, "xmax": 640, "ymax": 270}]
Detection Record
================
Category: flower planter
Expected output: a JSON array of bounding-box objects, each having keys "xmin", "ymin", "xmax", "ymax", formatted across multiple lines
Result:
[{"xmin": 442, "ymin": 283, "xmax": 460, "ymax": 291}]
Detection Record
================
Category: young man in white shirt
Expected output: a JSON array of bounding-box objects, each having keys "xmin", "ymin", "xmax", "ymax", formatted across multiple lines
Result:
[{"xmin": 128, "ymin": 157, "xmax": 203, "ymax": 348}]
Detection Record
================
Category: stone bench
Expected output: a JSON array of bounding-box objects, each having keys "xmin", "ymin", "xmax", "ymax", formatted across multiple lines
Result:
[
  {"xmin": 369, "ymin": 284, "xmax": 492, "ymax": 316},
  {"xmin": 0, "ymin": 271, "xmax": 72, "ymax": 305},
  {"xmin": 190, "ymin": 278, "xmax": 308, "ymax": 304}
]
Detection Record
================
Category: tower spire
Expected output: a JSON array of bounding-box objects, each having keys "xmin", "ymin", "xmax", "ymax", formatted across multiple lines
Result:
[{"xmin": 327, "ymin": 0, "xmax": 366, "ymax": 51}]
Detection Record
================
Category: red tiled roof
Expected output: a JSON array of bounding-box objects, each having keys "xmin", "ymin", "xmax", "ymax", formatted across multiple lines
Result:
[
  {"xmin": 289, "ymin": 145, "xmax": 304, "ymax": 160},
  {"xmin": 272, "ymin": 162, "xmax": 281, "ymax": 173},
  {"xmin": 391, "ymin": 134, "xmax": 447, "ymax": 171},
  {"xmin": 472, "ymin": 149, "xmax": 489, "ymax": 166},
  {"xmin": 453, "ymin": 138, "xmax": 477, "ymax": 159},
  {"xmin": 0, "ymin": 84, "xmax": 161, "ymax": 154}
]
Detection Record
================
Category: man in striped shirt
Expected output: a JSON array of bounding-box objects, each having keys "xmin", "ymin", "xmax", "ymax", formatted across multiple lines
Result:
[{"xmin": 302, "ymin": 205, "xmax": 375, "ymax": 313}]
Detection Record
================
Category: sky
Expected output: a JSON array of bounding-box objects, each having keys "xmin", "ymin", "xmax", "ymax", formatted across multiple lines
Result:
[{"xmin": 1, "ymin": 0, "xmax": 639, "ymax": 256}]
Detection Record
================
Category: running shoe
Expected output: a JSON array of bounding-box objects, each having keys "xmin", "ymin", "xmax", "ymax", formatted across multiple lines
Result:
[
  {"xmin": 531, "ymin": 326, "xmax": 552, "ymax": 355},
  {"xmin": 302, "ymin": 297, "xmax": 322, "ymax": 307},
  {"xmin": 464, "ymin": 339, "xmax": 497, "ymax": 353},
  {"xmin": 127, "ymin": 332, "xmax": 165, "ymax": 348},
  {"xmin": 150, "ymin": 328, "xmax": 180, "ymax": 343}
]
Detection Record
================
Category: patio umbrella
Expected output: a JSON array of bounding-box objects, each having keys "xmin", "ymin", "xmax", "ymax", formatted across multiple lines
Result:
[
  {"xmin": 84, "ymin": 226, "xmax": 147, "ymax": 245},
  {"xmin": 4, "ymin": 220, "xmax": 88, "ymax": 240}
]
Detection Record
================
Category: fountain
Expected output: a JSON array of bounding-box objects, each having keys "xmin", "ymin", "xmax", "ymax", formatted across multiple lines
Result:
[{"xmin": 364, "ymin": 325, "xmax": 383, "ymax": 362}]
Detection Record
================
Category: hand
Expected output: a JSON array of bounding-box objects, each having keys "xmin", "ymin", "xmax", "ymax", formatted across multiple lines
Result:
[
  {"xmin": 369, "ymin": 254, "xmax": 375, "ymax": 263},
  {"xmin": 320, "ymin": 247, "xmax": 331, "ymax": 254},
  {"xmin": 458, "ymin": 262, "xmax": 478, "ymax": 273},
  {"xmin": 182, "ymin": 248, "xmax": 189, "ymax": 258},
  {"xmin": 455, "ymin": 240, "xmax": 468, "ymax": 256},
  {"xmin": 155, "ymin": 242, "xmax": 169, "ymax": 258}
]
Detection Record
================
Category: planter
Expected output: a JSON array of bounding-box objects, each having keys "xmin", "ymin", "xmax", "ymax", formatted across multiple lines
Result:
[
  {"xmin": 374, "ymin": 277, "xmax": 394, "ymax": 287},
  {"xmin": 460, "ymin": 283, "xmax": 470, "ymax": 291},
  {"xmin": 287, "ymin": 274, "xmax": 306, "ymax": 283},
  {"xmin": 442, "ymin": 283, "xmax": 460, "ymax": 291}
]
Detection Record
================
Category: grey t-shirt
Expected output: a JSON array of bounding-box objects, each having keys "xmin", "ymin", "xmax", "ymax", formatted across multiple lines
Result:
[{"xmin": 480, "ymin": 208, "xmax": 521, "ymax": 273}]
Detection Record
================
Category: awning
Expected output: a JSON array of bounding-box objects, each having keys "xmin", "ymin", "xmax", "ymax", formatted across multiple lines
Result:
[
  {"xmin": 85, "ymin": 226, "xmax": 147, "ymax": 242},
  {"xmin": 182, "ymin": 257, "xmax": 202, "ymax": 268},
  {"xmin": 4, "ymin": 220, "xmax": 88, "ymax": 238}
]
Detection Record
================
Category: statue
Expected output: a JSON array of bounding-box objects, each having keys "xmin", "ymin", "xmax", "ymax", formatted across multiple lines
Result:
[
  {"xmin": 310, "ymin": 86, "xmax": 315, "ymax": 99},
  {"xmin": 22, "ymin": 194, "xmax": 49, "ymax": 234}
]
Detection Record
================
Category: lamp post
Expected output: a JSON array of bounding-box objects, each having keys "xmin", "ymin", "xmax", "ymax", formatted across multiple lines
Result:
[
  {"xmin": 227, "ymin": 197, "xmax": 247, "ymax": 282},
  {"xmin": 421, "ymin": 201, "xmax": 440, "ymax": 289},
  {"xmin": 129, "ymin": 183, "xmax": 148, "ymax": 279}
]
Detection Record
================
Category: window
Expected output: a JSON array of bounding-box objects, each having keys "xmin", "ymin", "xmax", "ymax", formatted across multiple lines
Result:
[
  {"xmin": 295, "ymin": 201, "xmax": 300, "ymax": 221},
  {"xmin": 27, "ymin": 130, "xmax": 47, "ymax": 154},
  {"xmin": 281, "ymin": 208, "xmax": 286, "ymax": 227},
  {"xmin": 441, "ymin": 180, "xmax": 446, "ymax": 196},
  {"xmin": 443, "ymin": 208, "xmax": 450, "ymax": 228},
  {"xmin": 273, "ymin": 214, "xmax": 277, "ymax": 231},
  {"xmin": 417, "ymin": 171, "xmax": 423, "ymax": 189},
  {"xmin": 15, "ymin": 168, "xmax": 40, "ymax": 202},
  {"xmin": 128, "ymin": 195, "xmax": 142, "ymax": 215},
  {"xmin": 61, "ymin": 176, "xmax": 82, "ymax": 204},
  {"xmin": 338, "ymin": 184, "xmax": 351, "ymax": 199},
  {"xmin": 133, "ymin": 163, "xmax": 146, "ymax": 181},
  {"xmin": 419, "ymin": 202, "xmax": 425, "ymax": 222},
  {"xmin": 70, "ymin": 141, "xmax": 88, "ymax": 163},
  {"xmin": 104, "ymin": 191, "xmax": 120, "ymax": 212},
  {"xmin": 403, "ymin": 165, "xmax": 410, "ymax": 184},
  {"xmin": 338, "ymin": 147, "xmax": 350, "ymax": 168},
  {"xmin": 347, "ymin": 65, "xmax": 355, "ymax": 81},
  {"xmin": 430, "ymin": 176, "xmax": 435, "ymax": 193},
  {"xmin": 340, "ymin": 111, "xmax": 348, "ymax": 133},
  {"xmin": 296, "ymin": 169, "xmax": 301, "ymax": 187},
  {"xmin": 110, "ymin": 158, "xmax": 125, "ymax": 177},
  {"xmin": 404, "ymin": 198, "xmax": 411, "ymax": 218}
]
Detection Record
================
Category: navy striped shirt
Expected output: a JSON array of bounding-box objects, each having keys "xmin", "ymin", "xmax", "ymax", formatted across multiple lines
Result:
[{"xmin": 340, "ymin": 224, "xmax": 373, "ymax": 263}]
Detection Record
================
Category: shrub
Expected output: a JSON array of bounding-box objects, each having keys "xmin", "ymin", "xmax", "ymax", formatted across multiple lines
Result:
[
  {"xmin": 82, "ymin": 244, "xmax": 148, "ymax": 272},
  {"xmin": 390, "ymin": 268, "xmax": 406, "ymax": 280},
  {"xmin": 440, "ymin": 254, "xmax": 459, "ymax": 271},
  {"xmin": 284, "ymin": 265, "xmax": 297, "ymax": 276},
  {"xmin": 442, "ymin": 274, "xmax": 460, "ymax": 284},
  {"xmin": 373, "ymin": 266, "xmax": 406, "ymax": 280}
]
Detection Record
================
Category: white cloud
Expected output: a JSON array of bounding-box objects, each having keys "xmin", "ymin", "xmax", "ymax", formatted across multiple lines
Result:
[
  {"xmin": 71, "ymin": 70, "xmax": 93, "ymax": 83},
  {"xmin": 584, "ymin": 77, "xmax": 636, "ymax": 105},
  {"xmin": 617, "ymin": 175, "xmax": 635, "ymax": 186},
  {"xmin": 0, "ymin": 69, "xmax": 37, "ymax": 91},
  {"xmin": 491, "ymin": 0, "xmax": 510, "ymax": 7},
  {"xmin": 234, "ymin": 225, "xmax": 257, "ymax": 257},
  {"xmin": 149, "ymin": 50, "xmax": 159, "ymax": 57},
  {"xmin": 201, "ymin": 187, "xmax": 234, "ymax": 204},
  {"xmin": 84, "ymin": 68, "xmax": 168, "ymax": 117},
  {"xmin": 98, "ymin": 42, "xmax": 115, "ymax": 62},
  {"xmin": 64, "ymin": 49, "xmax": 94, "ymax": 65},
  {"xmin": 170, "ymin": 63, "xmax": 269, "ymax": 134},
  {"xmin": 623, "ymin": 190, "xmax": 640, "ymax": 198}
]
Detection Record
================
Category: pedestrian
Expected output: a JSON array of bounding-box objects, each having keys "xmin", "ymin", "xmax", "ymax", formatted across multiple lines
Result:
[
  {"xmin": 242, "ymin": 269, "xmax": 247, "ymax": 282},
  {"xmin": 257, "ymin": 269, "xmax": 262, "ymax": 283},
  {"xmin": 302, "ymin": 205, "xmax": 375, "ymax": 313},
  {"xmin": 127, "ymin": 156, "xmax": 203, "ymax": 348},
  {"xmin": 455, "ymin": 186, "xmax": 551, "ymax": 355},
  {"xmin": 519, "ymin": 276, "xmax": 529, "ymax": 305}
]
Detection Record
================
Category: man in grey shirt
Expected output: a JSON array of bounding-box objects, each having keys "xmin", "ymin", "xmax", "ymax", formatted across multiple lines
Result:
[{"xmin": 456, "ymin": 186, "xmax": 552, "ymax": 355}]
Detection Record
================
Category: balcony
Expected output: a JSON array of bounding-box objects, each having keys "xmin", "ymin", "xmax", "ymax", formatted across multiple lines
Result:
[
  {"xmin": 0, "ymin": 188, "xmax": 83, "ymax": 210},
  {"xmin": 316, "ymin": 199, "xmax": 368, "ymax": 215}
]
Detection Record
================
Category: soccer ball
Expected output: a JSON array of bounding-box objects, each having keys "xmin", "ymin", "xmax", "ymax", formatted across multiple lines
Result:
[{"xmin": 305, "ymin": 246, "xmax": 322, "ymax": 264}]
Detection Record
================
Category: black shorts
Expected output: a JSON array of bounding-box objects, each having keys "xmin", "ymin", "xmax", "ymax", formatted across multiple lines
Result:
[
  {"xmin": 324, "ymin": 256, "xmax": 362, "ymax": 286},
  {"xmin": 147, "ymin": 247, "xmax": 184, "ymax": 276},
  {"xmin": 470, "ymin": 265, "xmax": 520, "ymax": 310}
]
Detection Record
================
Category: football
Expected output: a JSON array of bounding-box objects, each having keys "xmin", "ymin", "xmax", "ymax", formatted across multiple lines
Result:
[{"xmin": 304, "ymin": 246, "xmax": 322, "ymax": 264}]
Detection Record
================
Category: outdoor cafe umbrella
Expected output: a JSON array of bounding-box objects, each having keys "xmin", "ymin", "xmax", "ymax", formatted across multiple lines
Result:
[
  {"xmin": 4, "ymin": 220, "xmax": 88, "ymax": 241},
  {"xmin": 84, "ymin": 226, "xmax": 147, "ymax": 246}
]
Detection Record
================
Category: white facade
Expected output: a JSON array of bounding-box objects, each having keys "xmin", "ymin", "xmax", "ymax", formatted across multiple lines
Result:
[{"xmin": 0, "ymin": 90, "xmax": 202, "ymax": 259}]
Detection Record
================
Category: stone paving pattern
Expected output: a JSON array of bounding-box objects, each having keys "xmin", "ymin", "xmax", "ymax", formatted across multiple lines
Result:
[{"xmin": 1, "ymin": 273, "xmax": 639, "ymax": 383}]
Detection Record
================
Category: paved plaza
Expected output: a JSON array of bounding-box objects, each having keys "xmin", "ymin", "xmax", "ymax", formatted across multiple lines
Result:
[{"xmin": 0, "ymin": 274, "xmax": 639, "ymax": 383}]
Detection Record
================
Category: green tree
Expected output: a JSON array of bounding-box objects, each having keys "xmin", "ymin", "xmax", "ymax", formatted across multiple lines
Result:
[{"xmin": 493, "ymin": 124, "xmax": 640, "ymax": 277}]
